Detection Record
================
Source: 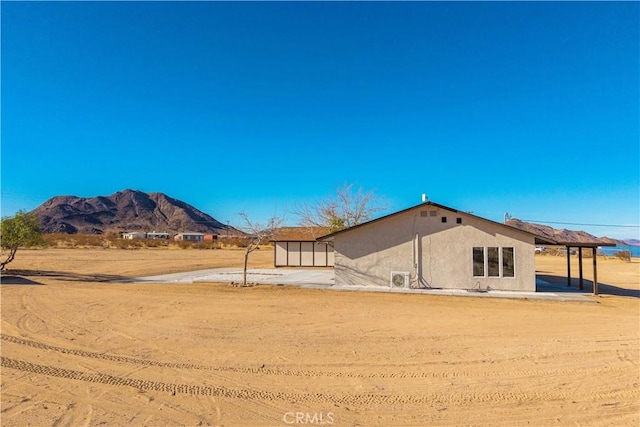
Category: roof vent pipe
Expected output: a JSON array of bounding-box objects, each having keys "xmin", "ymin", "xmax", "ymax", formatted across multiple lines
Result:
[{"xmin": 422, "ymin": 194, "xmax": 428, "ymax": 203}]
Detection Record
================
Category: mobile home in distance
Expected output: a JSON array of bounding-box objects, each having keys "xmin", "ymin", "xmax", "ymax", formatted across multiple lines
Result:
[
  {"xmin": 122, "ymin": 232, "xmax": 147, "ymax": 240},
  {"xmin": 174, "ymin": 232, "xmax": 205, "ymax": 242}
]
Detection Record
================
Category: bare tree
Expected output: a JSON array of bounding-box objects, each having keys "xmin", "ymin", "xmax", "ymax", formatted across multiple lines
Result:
[
  {"xmin": 294, "ymin": 183, "xmax": 387, "ymax": 233},
  {"xmin": 236, "ymin": 212, "xmax": 284, "ymax": 286}
]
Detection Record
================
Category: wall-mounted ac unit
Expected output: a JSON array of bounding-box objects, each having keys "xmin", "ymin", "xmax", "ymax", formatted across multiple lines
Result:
[{"xmin": 390, "ymin": 271, "xmax": 410, "ymax": 288}]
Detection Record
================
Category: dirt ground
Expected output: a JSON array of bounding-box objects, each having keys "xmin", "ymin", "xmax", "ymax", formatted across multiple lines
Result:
[{"xmin": 1, "ymin": 248, "xmax": 638, "ymax": 426}]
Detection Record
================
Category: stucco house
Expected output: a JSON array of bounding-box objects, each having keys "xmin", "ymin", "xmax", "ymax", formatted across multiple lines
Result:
[
  {"xmin": 272, "ymin": 227, "xmax": 335, "ymax": 267},
  {"xmin": 318, "ymin": 201, "xmax": 555, "ymax": 292}
]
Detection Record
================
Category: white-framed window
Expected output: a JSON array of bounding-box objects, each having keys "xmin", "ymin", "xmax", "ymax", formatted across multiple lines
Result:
[{"xmin": 473, "ymin": 247, "xmax": 515, "ymax": 278}]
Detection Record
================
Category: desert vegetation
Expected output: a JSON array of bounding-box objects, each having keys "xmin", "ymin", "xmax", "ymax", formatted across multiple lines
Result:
[{"xmin": 40, "ymin": 233, "xmax": 266, "ymax": 250}]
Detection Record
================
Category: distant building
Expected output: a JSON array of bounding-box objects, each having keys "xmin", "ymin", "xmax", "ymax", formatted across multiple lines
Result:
[
  {"xmin": 204, "ymin": 234, "xmax": 218, "ymax": 241},
  {"xmin": 174, "ymin": 232, "xmax": 205, "ymax": 242},
  {"xmin": 122, "ymin": 232, "xmax": 146, "ymax": 240}
]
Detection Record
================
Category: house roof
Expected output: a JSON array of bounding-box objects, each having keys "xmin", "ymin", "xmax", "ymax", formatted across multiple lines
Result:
[
  {"xmin": 317, "ymin": 201, "xmax": 559, "ymax": 245},
  {"xmin": 553, "ymin": 241, "xmax": 616, "ymax": 248},
  {"xmin": 272, "ymin": 226, "xmax": 332, "ymax": 242}
]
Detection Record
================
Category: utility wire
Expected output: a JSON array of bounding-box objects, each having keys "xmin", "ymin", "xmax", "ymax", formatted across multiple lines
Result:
[{"xmin": 520, "ymin": 219, "xmax": 640, "ymax": 228}]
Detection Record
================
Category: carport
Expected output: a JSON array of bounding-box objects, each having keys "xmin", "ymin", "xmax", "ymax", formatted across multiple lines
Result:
[{"xmin": 558, "ymin": 241, "xmax": 616, "ymax": 295}]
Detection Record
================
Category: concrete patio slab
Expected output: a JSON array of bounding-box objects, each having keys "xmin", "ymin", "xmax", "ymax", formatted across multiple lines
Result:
[{"xmin": 122, "ymin": 269, "xmax": 593, "ymax": 302}]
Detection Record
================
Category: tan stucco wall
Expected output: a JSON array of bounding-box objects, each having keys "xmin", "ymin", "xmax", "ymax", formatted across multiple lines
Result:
[
  {"xmin": 275, "ymin": 242, "xmax": 288, "ymax": 266},
  {"xmin": 333, "ymin": 207, "xmax": 536, "ymax": 291},
  {"xmin": 301, "ymin": 242, "xmax": 314, "ymax": 266}
]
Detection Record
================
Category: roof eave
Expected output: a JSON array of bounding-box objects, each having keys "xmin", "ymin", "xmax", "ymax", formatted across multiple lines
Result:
[{"xmin": 318, "ymin": 201, "xmax": 558, "ymax": 245}]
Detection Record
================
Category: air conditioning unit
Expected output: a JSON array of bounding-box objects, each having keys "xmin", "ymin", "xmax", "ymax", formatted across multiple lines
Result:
[{"xmin": 390, "ymin": 271, "xmax": 410, "ymax": 288}]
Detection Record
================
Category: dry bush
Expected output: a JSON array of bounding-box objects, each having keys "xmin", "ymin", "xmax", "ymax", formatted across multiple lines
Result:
[
  {"xmin": 198, "ymin": 241, "xmax": 221, "ymax": 250},
  {"xmin": 42, "ymin": 234, "xmax": 221, "ymax": 250},
  {"xmin": 222, "ymin": 237, "xmax": 250, "ymax": 248},
  {"xmin": 615, "ymin": 250, "xmax": 632, "ymax": 262}
]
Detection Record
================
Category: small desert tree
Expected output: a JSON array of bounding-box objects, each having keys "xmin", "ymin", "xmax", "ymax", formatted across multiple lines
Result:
[
  {"xmin": 294, "ymin": 183, "xmax": 386, "ymax": 233},
  {"xmin": 237, "ymin": 212, "xmax": 283, "ymax": 287},
  {"xmin": 1, "ymin": 210, "xmax": 45, "ymax": 270}
]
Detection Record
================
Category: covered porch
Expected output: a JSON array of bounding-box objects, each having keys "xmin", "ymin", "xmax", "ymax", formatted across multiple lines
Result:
[{"xmin": 537, "ymin": 241, "xmax": 617, "ymax": 296}]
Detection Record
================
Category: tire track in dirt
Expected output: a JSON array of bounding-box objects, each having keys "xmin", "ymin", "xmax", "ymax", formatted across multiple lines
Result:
[
  {"xmin": 15, "ymin": 295, "xmax": 49, "ymax": 335},
  {"xmin": 0, "ymin": 356, "xmax": 424, "ymax": 405},
  {"xmin": 2, "ymin": 334, "xmax": 634, "ymax": 381},
  {"xmin": 3, "ymin": 357, "xmax": 638, "ymax": 407},
  {"xmin": 14, "ymin": 293, "xmax": 100, "ymax": 341}
]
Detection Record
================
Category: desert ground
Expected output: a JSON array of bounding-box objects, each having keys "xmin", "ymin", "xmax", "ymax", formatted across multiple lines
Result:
[{"xmin": 1, "ymin": 248, "xmax": 638, "ymax": 426}]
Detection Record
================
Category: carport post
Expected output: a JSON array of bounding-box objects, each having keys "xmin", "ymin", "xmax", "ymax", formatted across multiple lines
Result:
[
  {"xmin": 566, "ymin": 246, "xmax": 571, "ymax": 287},
  {"xmin": 593, "ymin": 247, "xmax": 599, "ymax": 295},
  {"xmin": 578, "ymin": 247, "xmax": 584, "ymax": 290}
]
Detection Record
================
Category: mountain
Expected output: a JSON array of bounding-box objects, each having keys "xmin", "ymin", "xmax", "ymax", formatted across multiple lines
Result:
[
  {"xmin": 32, "ymin": 189, "xmax": 230, "ymax": 235},
  {"xmin": 623, "ymin": 239, "xmax": 640, "ymax": 246},
  {"xmin": 506, "ymin": 219, "xmax": 626, "ymax": 246}
]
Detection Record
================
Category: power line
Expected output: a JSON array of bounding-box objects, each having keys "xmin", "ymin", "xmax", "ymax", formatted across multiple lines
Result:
[{"xmin": 520, "ymin": 219, "xmax": 640, "ymax": 228}]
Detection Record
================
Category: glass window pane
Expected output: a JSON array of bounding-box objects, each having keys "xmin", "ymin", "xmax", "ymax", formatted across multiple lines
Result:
[
  {"xmin": 473, "ymin": 247, "xmax": 484, "ymax": 276},
  {"xmin": 487, "ymin": 247, "xmax": 500, "ymax": 277},
  {"xmin": 502, "ymin": 247, "xmax": 515, "ymax": 277}
]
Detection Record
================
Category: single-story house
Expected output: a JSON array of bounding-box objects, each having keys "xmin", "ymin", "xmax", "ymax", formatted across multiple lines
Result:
[
  {"xmin": 204, "ymin": 234, "xmax": 218, "ymax": 241},
  {"xmin": 272, "ymin": 227, "xmax": 334, "ymax": 267},
  {"xmin": 318, "ymin": 201, "xmax": 556, "ymax": 292},
  {"xmin": 174, "ymin": 232, "xmax": 205, "ymax": 242},
  {"xmin": 122, "ymin": 231, "xmax": 147, "ymax": 240}
]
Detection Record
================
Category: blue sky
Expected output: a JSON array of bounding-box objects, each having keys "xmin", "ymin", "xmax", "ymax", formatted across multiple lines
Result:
[{"xmin": 2, "ymin": 2, "xmax": 638, "ymax": 239}]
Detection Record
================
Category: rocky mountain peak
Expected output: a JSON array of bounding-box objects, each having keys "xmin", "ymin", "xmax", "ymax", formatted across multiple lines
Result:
[{"xmin": 31, "ymin": 189, "xmax": 228, "ymax": 235}]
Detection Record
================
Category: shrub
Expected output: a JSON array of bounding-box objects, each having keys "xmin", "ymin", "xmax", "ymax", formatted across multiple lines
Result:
[
  {"xmin": 614, "ymin": 250, "xmax": 632, "ymax": 262},
  {"xmin": 42, "ymin": 234, "xmax": 225, "ymax": 250}
]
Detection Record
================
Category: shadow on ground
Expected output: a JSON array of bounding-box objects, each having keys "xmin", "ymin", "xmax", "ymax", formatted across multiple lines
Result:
[
  {"xmin": 537, "ymin": 273, "xmax": 639, "ymax": 298},
  {"xmin": 0, "ymin": 269, "xmax": 130, "ymax": 285},
  {"xmin": 0, "ymin": 275, "xmax": 44, "ymax": 285}
]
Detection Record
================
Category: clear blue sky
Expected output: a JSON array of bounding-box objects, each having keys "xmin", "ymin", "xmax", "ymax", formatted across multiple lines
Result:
[{"xmin": 2, "ymin": 2, "xmax": 638, "ymax": 239}]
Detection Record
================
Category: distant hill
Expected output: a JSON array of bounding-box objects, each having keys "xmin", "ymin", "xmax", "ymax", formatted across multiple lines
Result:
[
  {"xmin": 624, "ymin": 239, "xmax": 640, "ymax": 246},
  {"xmin": 31, "ymin": 189, "xmax": 232, "ymax": 235},
  {"xmin": 506, "ymin": 219, "xmax": 626, "ymax": 246}
]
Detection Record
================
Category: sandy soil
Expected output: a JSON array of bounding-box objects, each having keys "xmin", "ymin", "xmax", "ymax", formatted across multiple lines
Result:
[{"xmin": 1, "ymin": 249, "xmax": 638, "ymax": 426}]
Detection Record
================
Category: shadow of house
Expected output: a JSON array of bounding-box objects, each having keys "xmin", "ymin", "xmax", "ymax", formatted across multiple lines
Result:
[{"xmin": 536, "ymin": 273, "xmax": 639, "ymax": 298}]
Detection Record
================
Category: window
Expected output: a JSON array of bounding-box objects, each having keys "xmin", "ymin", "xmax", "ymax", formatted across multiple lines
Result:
[
  {"xmin": 441, "ymin": 216, "xmax": 447, "ymax": 223},
  {"xmin": 473, "ymin": 246, "xmax": 515, "ymax": 278},
  {"xmin": 487, "ymin": 247, "xmax": 500, "ymax": 277},
  {"xmin": 456, "ymin": 217, "xmax": 462, "ymax": 224},
  {"xmin": 473, "ymin": 247, "xmax": 485, "ymax": 276},
  {"xmin": 502, "ymin": 247, "xmax": 515, "ymax": 277}
]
